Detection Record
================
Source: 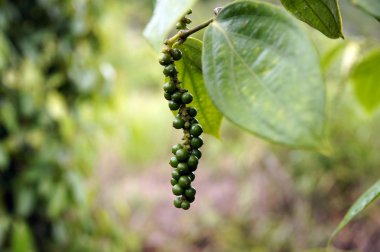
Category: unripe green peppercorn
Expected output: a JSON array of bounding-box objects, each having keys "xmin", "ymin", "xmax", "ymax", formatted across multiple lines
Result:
[
  {"xmin": 171, "ymin": 48, "xmax": 182, "ymax": 61},
  {"xmin": 171, "ymin": 92, "xmax": 182, "ymax": 102},
  {"xmin": 172, "ymin": 116, "xmax": 185, "ymax": 129},
  {"xmin": 164, "ymin": 92, "xmax": 172, "ymax": 101},
  {"xmin": 163, "ymin": 64, "xmax": 177, "ymax": 76},
  {"xmin": 181, "ymin": 200, "xmax": 191, "ymax": 210},
  {"xmin": 187, "ymin": 107, "xmax": 197, "ymax": 117},
  {"xmin": 190, "ymin": 137, "xmax": 203, "ymax": 149},
  {"xmin": 189, "ymin": 172, "xmax": 195, "ymax": 181},
  {"xmin": 186, "ymin": 195, "xmax": 195, "ymax": 203},
  {"xmin": 163, "ymin": 81, "xmax": 177, "ymax": 94},
  {"xmin": 178, "ymin": 176, "xmax": 191, "ymax": 188},
  {"xmin": 190, "ymin": 124, "xmax": 203, "ymax": 137},
  {"xmin": 177, "ymin": 163, "xmax": 189, "ymax": 175},
  {"xmin": 187, "ymin": 155, "xmax": 198, "ymax": 171},
  {"xmin": 191, "ymin": 149, "xmax": 202, "ymax": 159},
  {"xmin": 169, "ymin": 156, "xmax": 179, "ymax": 168},
  {"xmin": 190, "ymin": 118, "xmax": 199, "ymax": 125},
  {"xmin": 168, "ymin": 101, "xmax": 180, "ymax": 111},
  {"xmin": 158, "ymin": 53, "xmax": 172, "ymax": 66},
  {"xmin": 172, "ymin": 170, "xmax": 180, "ymax": 180},
  {"xmin": 173, "ymin": 197, "xmax": 182, "ymax": 208},
  {"xmin": 175, "ymin": 148, "xmax": 189, "ymax": 161},
  {"xmin": 171, "ymin": 178, "xmax": 177, "ymax": 186},
  {"xmin": 185, "ymin": 187, "xmax": 196, "ymax": 198},
  {"xmin": 172, "ymin": 144, "xmax": 183, "ymax": 155},
  {"xmin": 172, "ymin": 184, "xmax": 183, "ymax": 196},
  {"xmin": 181, "ymin": 92, "xmax": 193, "ymax": 104}
]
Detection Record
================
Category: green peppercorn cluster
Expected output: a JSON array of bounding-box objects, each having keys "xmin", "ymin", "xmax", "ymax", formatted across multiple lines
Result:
[
  {"xmin": 158, "ymin": 17, "xmax": 204, "ymax": 210},
  {"xmin": 176, "ymin": 9, "xmax": 192, "ymax": 30}
]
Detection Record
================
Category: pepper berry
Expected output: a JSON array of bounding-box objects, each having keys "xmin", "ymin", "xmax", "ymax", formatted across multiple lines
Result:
[
  {"xmin": 191, "ymin": 149, "xmax": 202, "ymax": 159},
  {"xmin": 173, "ymin": 197, "xmax": 182, "ymax": 208},
  {"xmin": 172, "ymin": 184, "xmax": 184, "ymax": 196},
  {"xmin": 159, "ymin": 53, "xmax": 172, "ymax": 66},
  {"xmin": 163, "ymin": 64, "xmax": 177, "ymax": 76},
  {"xmin": 181, "ymin": 92, "xmax": 193, "ymax": 104},
  {"xmin": 181, "ymin": 200, "xmax": 191, "ymax": 210},
  {"xmin": 163, "ymin": 81, "xmax": 177, "ymax": 94},
  {"xmin": 172, "ymin": 144, "xmax": 183, "ymax": 155},
  {"xmin": 190, "ymin": 124, "xmax": 203, "ymax": 137},
  {"xmin": 171, "ymin": 48, "xmax": 182, "ymax": 61},
  {"xmin": 178, "ymin": 176, "xmax": 191, "ymax": 188},
  {"xmin": 168, "ymin": 101, "xmax": 180, "ymax": 111},
  {"xmin": 169, "ymin": 156, "xmax": 179, "ymax": 168},
  {"xmin": 172, "ymin": 116, "xmax": 185, "ymax": 129},
  {"xmin": 175, "ymin": 148, "xmax": 189, "ymax": 162}
]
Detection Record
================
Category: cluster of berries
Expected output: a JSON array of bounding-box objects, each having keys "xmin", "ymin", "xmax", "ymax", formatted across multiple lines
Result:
[
  {"xmin": 159, "ymin": 41, "xmax": 203, "ymax": 210},
  {"xmin": 176, "ymin": 9, "xmax": 192, "ymax": 30}
]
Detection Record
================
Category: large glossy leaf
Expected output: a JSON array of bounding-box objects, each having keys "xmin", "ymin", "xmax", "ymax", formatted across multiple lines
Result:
[
  {"xmin": 175, "ymin": 38, "xmax": 223, "ymax": 137},
  {"xmin": 280, "ymin": 0, "xmax": 344, "ymax": 39},
  {"xmin": 202, "ymin": 1, "xmax": 326, "ymax": 148},
  {"xmin": 329, "ymin": 179, "xmax": 380, "ymax": 242},
  {"xmin": 352, "ymin": 0, "xmax": 380, "ymax": 21},
  {"xmin": 143, "ymin": 0, "xmax": 197, "ymax": 51},
  {"xmin": 350, "ymin": 48, "xmax": 380, "ymax": 113}
]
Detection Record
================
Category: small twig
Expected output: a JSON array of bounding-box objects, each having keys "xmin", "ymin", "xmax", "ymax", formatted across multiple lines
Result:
[{"xmin": 165, "ymin": 18, "xmax": 214, "ymax": 48}]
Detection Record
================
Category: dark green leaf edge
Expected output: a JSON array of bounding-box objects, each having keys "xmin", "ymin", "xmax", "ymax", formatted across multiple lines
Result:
[{"xmin": 280, "ymin": 0, "xmax": 344, "ymax": 39}]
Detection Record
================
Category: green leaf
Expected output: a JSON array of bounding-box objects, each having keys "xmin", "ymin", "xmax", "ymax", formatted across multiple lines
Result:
[
  {"xmin": 280, "ymin": 0, "xmax": 344, "ymax": 39},
  {"xmin": 143, "ymin": 0, "xmax": 197, "ymax": 51},
  {"xmin": 320, "ymin": 41, "xmax": 348, "ymax": 72},
  {"xmin": 65, "ymin": 171, "xmax": 86, "ymax": 204},
  {"xmin": 202, "ymin": 1, "xmax": 326, "ymax": 148},
  {"xmin": 329, "ymin": 179, "xmax": 380, "ymax": 242},
  {"xmin": 47, "ymin": 184, "xmax": 67, "ymax": 218},
  {"xmin": 11, "ymin": 220, "xmax": 36, "ymax": 252},
  {"xmin": 15, "ymin": 187, "xmax": 35, "ymax": 217},
  {"xmin": 175, "ymin": 37, "xmax": 223, "ymax": 138},
  {"xmin": 352, "ymin": 0, "xmax": 380, "ymax": 21},
  {"xmin": 0, "ymin": 214, "xmax": 11, "ymax": 246},
  {"xmin": 0, "ymin": 144, "xmax": 9, "ymax": 171},
  {"xmin": 350, "ymin": 48, "xmax": 380, "ymax": 113}
]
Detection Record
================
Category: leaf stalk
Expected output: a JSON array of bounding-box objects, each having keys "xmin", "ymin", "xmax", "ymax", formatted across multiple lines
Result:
[{"xmin": 164, "ymin": 18, "xmax": 214, "ymax": 48}]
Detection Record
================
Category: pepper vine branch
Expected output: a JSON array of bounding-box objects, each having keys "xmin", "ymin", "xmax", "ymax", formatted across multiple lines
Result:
[{"xmin": 164, "ymin": 18, "xmax": 214, "ymax": 48}]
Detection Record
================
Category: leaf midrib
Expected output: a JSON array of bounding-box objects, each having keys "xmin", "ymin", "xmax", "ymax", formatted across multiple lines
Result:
[
  {"xmin": 212, "ymin": 22, "xmax": 312, "ymax": 135},
  {"xmin": 303, "ymin": 0, "xmax": 339, "ymax": 35}
]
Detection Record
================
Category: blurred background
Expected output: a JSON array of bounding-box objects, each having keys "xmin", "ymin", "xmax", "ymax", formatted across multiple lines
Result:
[{"xmin": 0, "ymin": 0, "xmax": 379, "ymax": 251}]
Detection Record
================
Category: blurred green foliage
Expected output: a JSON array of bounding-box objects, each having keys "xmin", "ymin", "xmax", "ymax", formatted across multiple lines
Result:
[{"xmin": 0, "ymin": 0, "xmax": 135, "ymax": 251}]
